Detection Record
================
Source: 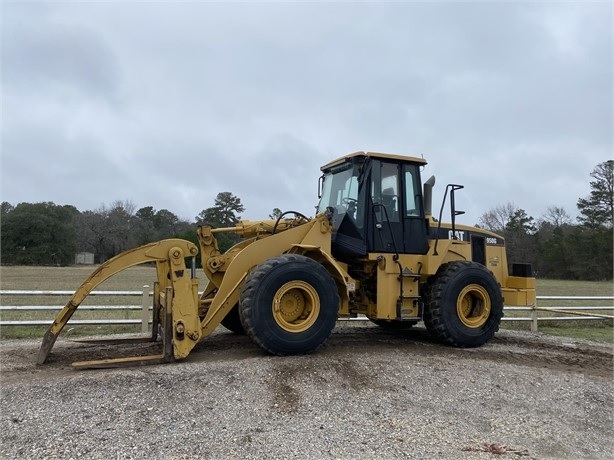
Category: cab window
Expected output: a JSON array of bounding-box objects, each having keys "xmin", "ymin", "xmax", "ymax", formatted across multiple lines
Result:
[{"xmin": 372, "ymin": 162, "xmax": 400, "ymax": 222}]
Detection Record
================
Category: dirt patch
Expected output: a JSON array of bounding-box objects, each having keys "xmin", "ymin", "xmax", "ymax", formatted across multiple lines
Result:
[
  {"xmin": 1, "ymin": 326, "xmax": 613, "ymax": 459},
  {"xmin": 1, "ymin": 326, "xmax": 612, "ymax": 387}
]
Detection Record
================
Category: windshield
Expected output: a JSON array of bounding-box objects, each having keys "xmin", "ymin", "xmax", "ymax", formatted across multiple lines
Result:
[{"xmin": 317, "ymin": 163, "xmax": 361, "ymax": 228}]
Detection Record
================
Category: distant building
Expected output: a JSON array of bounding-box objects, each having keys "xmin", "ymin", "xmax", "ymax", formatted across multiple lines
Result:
[{"xmin": 74, "ymin": 252, "xmax": 95, "ymax": 265}]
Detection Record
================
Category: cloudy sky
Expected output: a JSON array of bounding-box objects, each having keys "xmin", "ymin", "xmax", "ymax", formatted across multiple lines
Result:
[{"xmin": 2, "ymin": 1, "xmax": 612, "ymax": 226}]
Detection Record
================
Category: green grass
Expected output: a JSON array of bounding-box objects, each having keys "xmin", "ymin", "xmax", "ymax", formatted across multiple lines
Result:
[
  {"xmin": 1, "ymin": 266, "xmax": 613, "ymax": 343},
  {"xmin": 535, "ymin": 278, "xmax": 613, "ymax": 297},
  {"xmin": 1, "ymin": 264, "xmax": 164, "ymax": 290},
  {"xmin": 536, "ymin": 326, "xmax": 613, "ymax": 343}
]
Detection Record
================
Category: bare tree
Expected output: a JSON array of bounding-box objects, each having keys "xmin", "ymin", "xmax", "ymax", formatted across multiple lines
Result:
[
  {"xmin": 75, "ymin": 200, "xmax": 138, "ymax": 262},
  {"xmin": 478, "ymin": 202, "xmax": 517, "ymax": 233},
  {"xmin": 539, "ymin": 206, "xmax": 572, "ymax": 228}
]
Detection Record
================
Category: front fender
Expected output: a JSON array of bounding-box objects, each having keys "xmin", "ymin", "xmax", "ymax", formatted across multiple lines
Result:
[{"xmin": 287, "ymin": 244, "xmax": 354, "ymax": 317}]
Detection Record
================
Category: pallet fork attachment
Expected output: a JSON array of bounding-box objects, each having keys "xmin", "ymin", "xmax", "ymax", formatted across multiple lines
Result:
[{"xmin": 36, "ymin": 239, "xmax": 201, "ymax": 368}]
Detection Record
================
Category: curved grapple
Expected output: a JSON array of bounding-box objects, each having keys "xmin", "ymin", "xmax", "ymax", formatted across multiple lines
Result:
[{"xmin": 37, "ymin": 239, "xmax": 201, "ymax": 368}]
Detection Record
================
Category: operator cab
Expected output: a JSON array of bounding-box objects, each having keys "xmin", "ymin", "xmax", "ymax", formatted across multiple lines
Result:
[{"xmin": 317, "ymin": 151, "xmax": 429, "ymax": 262}]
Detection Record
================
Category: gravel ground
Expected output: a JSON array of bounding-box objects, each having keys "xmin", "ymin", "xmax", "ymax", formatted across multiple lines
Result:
[{"xmin": 1, "ymin": 324, "xmax": 613, "ymax": 459}]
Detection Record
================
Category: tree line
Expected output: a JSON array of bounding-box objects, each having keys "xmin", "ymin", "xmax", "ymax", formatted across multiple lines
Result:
[
  {"xmin": 0, "ymin": 192, "xmax": 248, "ymax": 266},
  {"xmin": 477, "ymin": 160, "xmax": 613, "ymax": 281},
  {"xmin": 1, "ymin": 161, "xmax": 612, "ymax": 280}
]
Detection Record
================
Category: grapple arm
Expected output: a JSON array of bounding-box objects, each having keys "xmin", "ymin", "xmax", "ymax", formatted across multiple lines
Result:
[{"xmin": 37, "ymin": 239, "xmax": 198, "ymax": 365}]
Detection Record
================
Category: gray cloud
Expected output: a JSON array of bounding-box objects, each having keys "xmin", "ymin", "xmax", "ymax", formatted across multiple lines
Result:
[
  {"xmin": 3, "ymin": 5, "xmax": 120, "ymax": 105},
  {"xmin": 1, "ymin": 1, "xmax": 611, "ymax": 226}
]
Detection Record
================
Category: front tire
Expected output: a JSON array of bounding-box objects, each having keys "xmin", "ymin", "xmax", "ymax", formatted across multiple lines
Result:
[
  {"xmin": 423, "ymin": 261, "xmax": 503, "ymax": 347},
  {"xmin": 239, "ymin": 254, "xmax": 339, "ymax": 355}
]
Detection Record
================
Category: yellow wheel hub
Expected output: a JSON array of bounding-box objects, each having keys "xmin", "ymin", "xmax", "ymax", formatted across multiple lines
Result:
[
  {"xmin": 272, "ymin": 281, "xmax": 320, "ymax": 333},
  {"xmin": 456, "ymin": 284, "xmax": 491, "ymax": 328}
]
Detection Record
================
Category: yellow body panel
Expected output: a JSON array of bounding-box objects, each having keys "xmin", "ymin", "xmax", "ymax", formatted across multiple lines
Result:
[
  {"xmin": 502, "ymin": 288, "xmax": 536, "ymax": 306},
  {"xmin": 502, "ymin": 277, "xmax": 536, "ymax": 306}
]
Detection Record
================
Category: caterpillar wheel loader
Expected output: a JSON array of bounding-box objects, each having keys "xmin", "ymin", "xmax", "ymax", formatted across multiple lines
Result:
[{"xmin": 37, "ymin": 151, "xmax": 536, "ymax": 368}]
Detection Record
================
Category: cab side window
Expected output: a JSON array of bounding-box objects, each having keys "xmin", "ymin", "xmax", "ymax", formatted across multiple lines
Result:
[
  {"xmin": 372, "ymin": 162, "xmax": 400, "ymax": 222},
  {"xmin": 404, "ymin": 166, "xmax": 420, "ymax": 216}
]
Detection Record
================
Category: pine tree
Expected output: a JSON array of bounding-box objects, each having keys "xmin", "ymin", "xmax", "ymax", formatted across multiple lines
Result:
[
  {"xmin": 577, "ymin": 160, "xmax": 613, "ymax": 229},
  {"xmin": 196, "ymin": 192, "xmax": 245, "ymax": 228},
  {"xmin": 196, "ymin": 192, "xmax": 246, "ymax": 252}
]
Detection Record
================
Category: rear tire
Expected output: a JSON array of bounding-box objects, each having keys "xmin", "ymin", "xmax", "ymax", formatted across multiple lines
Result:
[
  {"xmin": 423, "ymin": 261, "xmax": 503, "ymax": 347},
  {"xmin": 239, "ymin": 254, "xmax": 339, "ymax": 355},
  {"xmin": 221, "ymin": 304, "xmax": 245, "ymax": 334}
]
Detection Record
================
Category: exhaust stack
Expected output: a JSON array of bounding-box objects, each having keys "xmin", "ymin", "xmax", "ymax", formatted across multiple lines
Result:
[{"xmin": 423, "ymin": 175, "xmax": 436, "ymax": 217}]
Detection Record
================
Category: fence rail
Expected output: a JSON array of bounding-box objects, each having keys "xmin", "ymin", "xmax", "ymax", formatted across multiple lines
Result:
[
  {"xmin": 1, "ymin": 289, "xmax": 612, "ymax": 333},
  {"xmin": 0, "ymin": 288, "xmax": 152, "ymax": 333}
]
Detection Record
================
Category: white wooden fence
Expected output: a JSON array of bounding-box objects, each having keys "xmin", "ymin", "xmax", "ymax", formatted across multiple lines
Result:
[
  {"xmin": 0, "ymin": 288, "xmax": 153, "ymax": 334},
  {"xmin": 0, "ymin": 289, "xmax": 612, "ymax": 333}
]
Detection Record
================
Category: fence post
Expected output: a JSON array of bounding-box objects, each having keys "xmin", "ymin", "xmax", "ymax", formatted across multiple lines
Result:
[
  {"xmin": 141, "ymin": 285, "xmax": 150, "ymax": 334},
  {"xmin": 530, "ymin": 301, "xmax": 538, "ymax": 333}
]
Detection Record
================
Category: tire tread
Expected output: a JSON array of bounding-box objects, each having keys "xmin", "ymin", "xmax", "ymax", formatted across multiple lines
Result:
[
  {"xmin": 239, "ymin": 254, "xmax": 338, "ymax": 355},
  {"xmin": 423, "ymin": 260, "xmax": 503, "ymax": 347}
]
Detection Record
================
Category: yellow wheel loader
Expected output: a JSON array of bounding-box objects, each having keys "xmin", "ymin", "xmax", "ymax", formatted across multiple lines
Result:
[{"xmin": 37, "ymin": 151, "xmax": 535, "ymax": 368}]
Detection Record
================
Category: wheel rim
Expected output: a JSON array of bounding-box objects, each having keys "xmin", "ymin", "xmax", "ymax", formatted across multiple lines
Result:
[
  {"xmin": 456, "ymin": 284, "xmax": 491, "ymax": 328},
  {"xmin": 272, "ymin": 281, "xmax": 320, "ymax": 333}
]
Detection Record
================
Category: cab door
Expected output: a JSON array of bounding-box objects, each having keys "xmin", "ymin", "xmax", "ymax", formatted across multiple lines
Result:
[
  {"xmin": 367, "ymin": 160, "xmax": 429, "ymax": 255},
  {"xmin": 368, "ymin": 161, "xmax": 404, "ymax": 253}
]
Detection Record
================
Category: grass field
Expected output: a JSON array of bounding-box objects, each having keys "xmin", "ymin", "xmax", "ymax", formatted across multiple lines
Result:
[
  {"xmin": 501, "ymin": 278, "xmax": 613, "ymax": 344},
  {"xmin": 1, "ymin": 265, "xmax": 612, "ymax": 343},
  {"xmin": 0, "ymin": 265, "xmax": 169, "ymax": 339}
]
